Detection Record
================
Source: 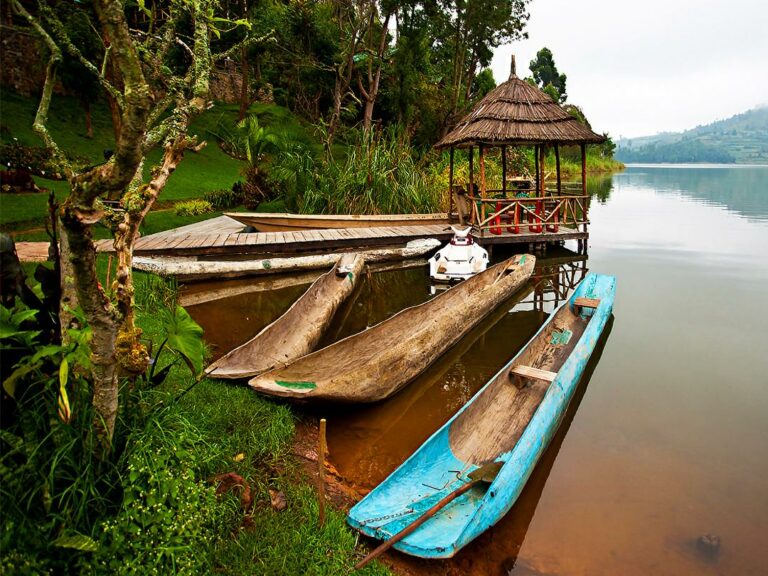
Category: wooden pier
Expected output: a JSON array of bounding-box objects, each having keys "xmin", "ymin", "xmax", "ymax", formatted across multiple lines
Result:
[{"xmin": 95, "ymin": 215, "xmax": 587, "ymax": 259}]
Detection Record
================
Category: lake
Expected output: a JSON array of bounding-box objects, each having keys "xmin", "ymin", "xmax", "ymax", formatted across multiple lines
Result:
[{"xmin": 187, "ymin": 164, "xmax": 768, "ymax": 575}]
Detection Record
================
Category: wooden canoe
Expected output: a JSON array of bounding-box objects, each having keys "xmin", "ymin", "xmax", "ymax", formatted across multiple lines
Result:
[
  {"xmin": 133, "ymin": 239, "xmax": 440, "ymax": 281},
  {"xmin": 206, "ymin": 253, "xmax": 365, "ymax": 379},
  {"xmin": 347, "ymin": 273, "xmax": 616, "ymax": 558},
  {"xmin": 224, "ymin": 211, "xmax": 449, "ymax": 232},
  {"xmin": 247, "ymin": 254, "xmax": 536, "ymax": 402}
]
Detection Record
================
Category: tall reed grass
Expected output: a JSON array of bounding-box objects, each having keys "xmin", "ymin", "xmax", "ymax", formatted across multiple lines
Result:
[{"xmin": 276, "ymin": 128, "xmax": 445, "ymax": 215}]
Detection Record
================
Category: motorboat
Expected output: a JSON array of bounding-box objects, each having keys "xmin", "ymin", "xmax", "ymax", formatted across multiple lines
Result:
[{"xmin": 428, "ymin": 226, "xmax": 488, "ymax": 282}]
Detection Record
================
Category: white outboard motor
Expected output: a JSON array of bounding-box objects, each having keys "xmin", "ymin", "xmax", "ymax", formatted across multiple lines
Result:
[{"xmin": 429, "ymin": 226, "xmax": 489, "ymax": 283}]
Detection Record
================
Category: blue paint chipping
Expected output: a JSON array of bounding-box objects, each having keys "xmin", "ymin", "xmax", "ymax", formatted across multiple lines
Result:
[{"xmin": 348, "ymin": 273, "xmax": 616, "ymax": 558}]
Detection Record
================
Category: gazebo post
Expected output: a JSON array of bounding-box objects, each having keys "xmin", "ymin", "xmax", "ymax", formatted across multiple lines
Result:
[
  {"xmin": 479, "ymin": 143, "xmax": 487, "ymax": 230},
  {"xmin": 449, "ymin": 146, "xmax": 455, "ymax": 223},
  {"xmin": 468, "ymin": 146, "xmax": 474, "ymax": 224},
  {"xmin": 502, "ymin": 145, "xmax": 507, "ymax": 197},
  {"xmin": 538, "ymin": 145, "xmax": 545, "ymax": 232},
  {"xmin": 555, "ymin": 143, "xmax": 561, "ymax": 195},
  {"xmin": 581, "ymin": 143, "xmax": 588, "ymax": 232}
]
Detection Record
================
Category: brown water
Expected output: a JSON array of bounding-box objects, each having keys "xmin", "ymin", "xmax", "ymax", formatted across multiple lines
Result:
[{"xmin": 187, "ymin": 165, "xmax": 768, "ymax": 575}]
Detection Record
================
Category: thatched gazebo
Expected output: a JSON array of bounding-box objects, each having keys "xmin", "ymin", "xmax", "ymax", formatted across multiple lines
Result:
[{"xmin": 436, "ymin": 55, "xmax": 605, "ymax": 237}]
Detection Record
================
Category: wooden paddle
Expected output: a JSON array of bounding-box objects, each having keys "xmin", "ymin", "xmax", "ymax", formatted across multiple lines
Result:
[{"xmin": 353, "ymin": 461, "xmax": 503, "ymax": 571}]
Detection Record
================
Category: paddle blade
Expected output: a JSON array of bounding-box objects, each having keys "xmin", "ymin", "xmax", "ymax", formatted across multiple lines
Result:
[{"xmin": 468, "ymin": 461, "xmax": 503, "ymax": 483}]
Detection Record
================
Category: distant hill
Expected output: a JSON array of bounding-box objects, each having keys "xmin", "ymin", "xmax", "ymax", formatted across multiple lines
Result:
[{"xmin": 616, "ymin": 107, "xmax": 768, "ymax": 164}]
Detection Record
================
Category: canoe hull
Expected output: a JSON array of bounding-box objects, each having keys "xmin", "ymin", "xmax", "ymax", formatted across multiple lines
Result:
[
  {"xmin": 348, "ymin": 273, "xmax": 616, "ymax": 557},
  {"xmin": 206, "ymin": 253, "xmax": 365, "ymax": 379},
  {"xmin": 248, "ymin": 254, "xmax": 536, "ymax": 403},
  {"xmin": 224, "ymin": 212, "xmax": 449, "ymax": 232},
  {"xmin": 133, "ymin": 239, "xmax": 439, "ymax": 281}
]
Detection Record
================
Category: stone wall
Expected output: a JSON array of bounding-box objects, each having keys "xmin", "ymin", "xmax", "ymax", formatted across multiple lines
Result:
[
  {"xmin": 0, "ymin": 24, "xmax": 244, "ymax": 103},
  {"xmin": 0, "ymin": 25, "xmax": 48, "ymax": 96}
]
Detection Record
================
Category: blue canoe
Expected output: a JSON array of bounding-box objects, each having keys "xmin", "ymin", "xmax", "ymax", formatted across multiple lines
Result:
[{"xmin": 347, "ymin": 273, "xmax": 616, "ymax": 559}]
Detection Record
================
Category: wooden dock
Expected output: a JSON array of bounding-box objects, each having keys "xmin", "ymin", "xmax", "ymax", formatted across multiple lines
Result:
[{"xmin": 96, "ymin": 215, "xmax": 587, "ymax": 258}]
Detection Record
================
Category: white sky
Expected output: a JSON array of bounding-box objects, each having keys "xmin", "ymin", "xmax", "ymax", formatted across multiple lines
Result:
[{"xmin": 490, "ymin": 0, "xmax": 768, "ymax": 139}]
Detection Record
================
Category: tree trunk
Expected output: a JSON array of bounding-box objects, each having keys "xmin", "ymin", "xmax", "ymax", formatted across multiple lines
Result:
[
  {"xmin": 84, "ymin": 100, "xmax": 93, "ymax": 139},
  {"xmin": 59, "ymin": 206, "xmax": 118, "ymax": 453},
  {"xmin": 238, "ymin": 45, "xmax": 250, "ymax": 120},
  {"xmin": 361, "ymin": 12, "xmax": 390, "ymax": 133}
]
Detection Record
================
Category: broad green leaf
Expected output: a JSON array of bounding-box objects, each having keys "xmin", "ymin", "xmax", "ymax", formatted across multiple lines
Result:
[
  {"xmin": 58, "ymin": 358, "xmax": 71, "ymax": 423},
  {"xmin": 162, "ymin": 306, "xmax": 204, "ymax": 376},
  {"xmin": 3, "ymin": 363, "xmax": 37, "ymax": 398},
  {"xmin": 52, "ymin": 534, "xmax": 99, "ymax": 552}
]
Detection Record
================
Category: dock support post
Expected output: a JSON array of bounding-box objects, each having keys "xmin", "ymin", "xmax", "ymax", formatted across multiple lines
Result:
[
  {"xmin": 449, "ymin": 147, "xmax": 455, "ymax": 223},
  {"xmin": 317, "ymin": 418, "xmax": 327, "ymax": 527},
  {"xmin": 479, "ymin": 144, "xmax": 487, "ymax": 233}
]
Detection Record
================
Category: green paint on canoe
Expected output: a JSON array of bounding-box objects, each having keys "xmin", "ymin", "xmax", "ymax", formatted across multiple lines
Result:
[
  {"xmin": 551, "ymin": 329, "xmax": 573, "ymax": 345},
  {"xmin": 275, "ymin": 380, "xmax": 317, "ymax": 390},
  {"xmin": 519, "ymin": 255, "xmax": 527, "ymax": 264},
  {"xmin": 262, "ymin": 260, "xmax": 272, "ymax": 269},
  {"xmin": 347, "ymin": 272, "xmax": 354, "ymax": 281}
]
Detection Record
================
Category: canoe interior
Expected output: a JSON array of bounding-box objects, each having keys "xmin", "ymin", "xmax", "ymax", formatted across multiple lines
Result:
[
  {"xmin": 448, "ymin": 289, "xmax": 588, "ymax": 463},
  {"xmin": 348, "ymin": 273, "xmax": 615, "ymax": 558},
  {"xmin": 248, "ymin": 254, "xmax": 535, "ymax": 401},
  {"xmin": 225, "ymin": 212, "xmax": 449, "ymax": 232},
  {"xmin": 206, "ymin": 253, "xmax": 364, "ymax": 379}
]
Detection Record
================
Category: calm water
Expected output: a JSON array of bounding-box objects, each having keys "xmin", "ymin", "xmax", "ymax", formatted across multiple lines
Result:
[{"xmin": 187, "ymin": 164, "xmax": 768, "ymax": 575}]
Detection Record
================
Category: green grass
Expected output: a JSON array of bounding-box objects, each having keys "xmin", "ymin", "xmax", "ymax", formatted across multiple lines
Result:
[
  {"xmin": 0, "ymin": 91, "xmax": 245, "ymax": 233},
  {"xmin": 130, "ymin": 308, "xmax": 391, "ymax": 575},
  {"xmin": 5, "ymin": 259, "xmax": 391, "ymax": 574}
]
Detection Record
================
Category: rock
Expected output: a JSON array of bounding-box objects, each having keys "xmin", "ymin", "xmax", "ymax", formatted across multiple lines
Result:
[
  {"xmin": 696, "ymin": 533, "xmax": 721, "ymax": 559},
  {"xmin": 269, "ymin": 488, "xmax": 287, "ymax": 511}
]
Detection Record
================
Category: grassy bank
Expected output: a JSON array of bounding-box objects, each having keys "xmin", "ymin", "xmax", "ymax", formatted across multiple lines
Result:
[{"xmin": 2, "ymin": 257, "xmax": 390, "ymax": 575}]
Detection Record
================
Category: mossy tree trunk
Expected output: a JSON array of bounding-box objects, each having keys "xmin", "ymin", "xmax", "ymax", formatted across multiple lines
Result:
[{"xmin": 12, "ymin": 0, "xmax": 247, "ymax": 452}]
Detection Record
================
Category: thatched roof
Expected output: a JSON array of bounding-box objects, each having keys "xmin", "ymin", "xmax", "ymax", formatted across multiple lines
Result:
[{"xmin": 436, "ymin": 58, "xmax": 606, "ymax": 148}]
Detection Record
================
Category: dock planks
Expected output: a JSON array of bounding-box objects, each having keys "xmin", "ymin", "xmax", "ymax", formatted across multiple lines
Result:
[{"xmin": 94, "ymin": 214, "xmax": 587, "ymax": 258}]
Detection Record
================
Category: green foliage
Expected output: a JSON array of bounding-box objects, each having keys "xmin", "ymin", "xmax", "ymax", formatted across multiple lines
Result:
[
  {"xmin": 616, "ymin": 139, "xmax": 736, "ymax": 163},
  {"xmin": 529, "ymin": 47, "xmax": 567, "ymax": 103},
  {"xmin": 173, "ymin": 199, "xmax": 214, "ymax": 217},
  {"xmin": 293, "ymin": 127, "xmax": 444, "ymax": 214},
  {"xmin": 94, "ymin": 416, "xmax": 221, "ymax": 576},
  {"xmin": 135, "ymin": 273, "xmax": 178, "ymax": 312},
  {"xmin": 203, "ymin": 187, "xmax": 245, "ymax": 210},
  {"xmin": 159, "ymin": 306, "xmax": 205, "ymax": 377},
  {"xmin": 472, "ymin": 68, "xmax": 497, "ymax": 101}
]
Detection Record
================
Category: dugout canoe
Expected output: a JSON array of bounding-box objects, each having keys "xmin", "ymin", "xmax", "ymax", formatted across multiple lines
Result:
[
  {"xmin": 224, "ymin": 212, "xmax": 449, "ymax": 232},
  {"xmin": 206, "ymin": 253, "xmax": 365, "ymax": 379},
  {"xmin": 247, "ymin": 253, "xmax": 536, "ymax": 402},
  {"xmin": 133, "ymin": 239, "xmax": 440, "ymax": 281},
  {"xmin": 348, "ymin": 273, "xmax": 616, "ymax": 558}
]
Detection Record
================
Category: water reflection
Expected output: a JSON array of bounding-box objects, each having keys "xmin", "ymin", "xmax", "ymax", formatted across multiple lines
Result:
[
  {"xmin": 185, "ymin": 252, "xmax": 593, "ymax": 495},
  {"xmin": 620, "ymin": 164, "xmax": 768, "ymax": 220}
]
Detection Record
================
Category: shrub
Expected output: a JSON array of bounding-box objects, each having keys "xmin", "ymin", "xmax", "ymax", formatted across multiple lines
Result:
[
  {"xmin": 93, "ymin": 416, "xmax": 221, "ymax": 576},
  {"xmin": 203, "ymin": 187, "xmax": 244, "ymax": 210},
  {"xmin": 270, "ymin": 127, "xmax": 445, "ymax": 215},
  {"xmin": 173, "ymin": 199, "xmax": 213, "ymax": 216}
]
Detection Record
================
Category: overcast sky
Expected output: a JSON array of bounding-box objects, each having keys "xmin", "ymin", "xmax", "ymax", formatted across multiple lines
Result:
[{"xmin": 490, "ymin": 0, "xmax": 768, "ymax": 139}]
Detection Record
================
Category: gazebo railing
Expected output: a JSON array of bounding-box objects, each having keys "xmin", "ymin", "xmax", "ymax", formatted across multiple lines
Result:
[{"xmin": 460, "ymin": 192, "xmax": 590, "ymax": 237}]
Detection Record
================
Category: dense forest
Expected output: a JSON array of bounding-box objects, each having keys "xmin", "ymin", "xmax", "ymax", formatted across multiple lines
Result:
[{"xmin": 616, "ymin": 107, "xmax": 768, "ymax": 164}]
